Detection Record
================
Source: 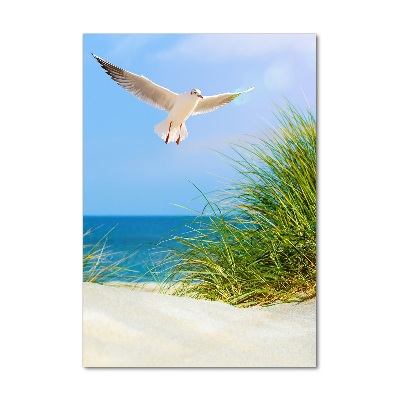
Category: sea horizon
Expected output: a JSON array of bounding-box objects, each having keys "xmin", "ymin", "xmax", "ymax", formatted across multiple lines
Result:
[{"xmin": 83, "ymin": 214, "xmax": 198, "ymax": 218}]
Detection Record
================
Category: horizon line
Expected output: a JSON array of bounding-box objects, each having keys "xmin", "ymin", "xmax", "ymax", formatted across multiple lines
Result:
[{"xmin": 83, "ymin": 214, "xmax": 198, "ymax": 217}]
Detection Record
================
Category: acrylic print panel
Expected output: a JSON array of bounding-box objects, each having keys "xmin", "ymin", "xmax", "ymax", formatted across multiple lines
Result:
[{"xmin": 83, "ymin": 33, "xmax": 317, "ymax": 367}]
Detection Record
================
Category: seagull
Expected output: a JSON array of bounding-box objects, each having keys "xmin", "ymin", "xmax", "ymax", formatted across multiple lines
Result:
[{"xmin": 92, "ymin": 54, "xmax": 254, "ymax": 145}]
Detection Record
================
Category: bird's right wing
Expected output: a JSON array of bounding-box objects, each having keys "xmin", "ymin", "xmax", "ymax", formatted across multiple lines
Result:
[
  {"xmin": 92, "ymin": 54, "xmax": 178, "ymax": 112},
  {"xmin": 192, "ymin": 87, "xmax": 255, "ymax": 115}
]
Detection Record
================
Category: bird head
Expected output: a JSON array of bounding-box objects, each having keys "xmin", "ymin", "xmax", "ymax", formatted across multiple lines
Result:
[{"xmin": 191, "ymin": 89, "xmax": 203, "ymax": 99}]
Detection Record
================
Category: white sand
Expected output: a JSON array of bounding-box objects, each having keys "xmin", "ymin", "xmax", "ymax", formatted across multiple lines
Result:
[{"xmin": 83, "ymin": 282, "xmax": 316, "ymax": 367}]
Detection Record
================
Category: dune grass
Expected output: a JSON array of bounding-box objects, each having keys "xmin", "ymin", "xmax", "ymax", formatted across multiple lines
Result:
[
  {"xmin": 158, "ymin": 102, "xmax": 316, "ymax": 307},
  {"xmin": 83, "ymin": 227, "xmax": 165, "ymax": 284},
  {"xmin": 83, "ymin": 228, "xmax": 140, "ymax": 283}
]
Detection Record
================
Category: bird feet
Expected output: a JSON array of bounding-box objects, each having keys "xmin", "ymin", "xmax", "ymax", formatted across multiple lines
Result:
[
  {"xmin": 175, "ymin": 123, "xmax": 182, "ymax": 145},
  {"xmin": 165, "ymin": 121, "xmax": 172, "ymax": 144}
]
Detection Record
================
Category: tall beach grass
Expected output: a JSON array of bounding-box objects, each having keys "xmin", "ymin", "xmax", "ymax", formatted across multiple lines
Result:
[
  {"xmin": 83, "ymin": 228, "xmax": 139, "ymax": 283},
  {"xmin": 83, "ymin": 227, "xmax": 166, "ymax": 284},
  {"xmin": 158, "ymin": 102, "xmax": 316, "ymax": 307}
]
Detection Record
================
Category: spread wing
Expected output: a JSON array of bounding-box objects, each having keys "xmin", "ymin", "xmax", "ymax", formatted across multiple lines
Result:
[
  {"xmin": 192, "ymin": 87, "xmax": 254, "ymax": 115},
  {"xmin": 92, "ymin": 54, "xmax": 178, "ymax": 112}
]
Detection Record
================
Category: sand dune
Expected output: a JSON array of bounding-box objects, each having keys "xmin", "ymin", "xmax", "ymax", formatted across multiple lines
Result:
[{"xmin": 83, "ymin": 282, "xmax": 316, "ymax": 367}]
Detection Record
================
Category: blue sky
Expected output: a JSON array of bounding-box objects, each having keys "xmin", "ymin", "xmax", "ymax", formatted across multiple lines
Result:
[{"xmin": 83, "ymin": 34, "xmax": 316, "ymax": 215}]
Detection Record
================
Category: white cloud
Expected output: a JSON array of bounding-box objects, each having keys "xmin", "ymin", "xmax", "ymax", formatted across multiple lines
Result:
[{"xmin": 156, "ymin": 34, "xmax": 315, "ymax": 62}]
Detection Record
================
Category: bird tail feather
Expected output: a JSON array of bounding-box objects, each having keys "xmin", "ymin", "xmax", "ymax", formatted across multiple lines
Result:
[{"xmin": 154, "ymin": 119, "xmax": 188, "ymax": 143}]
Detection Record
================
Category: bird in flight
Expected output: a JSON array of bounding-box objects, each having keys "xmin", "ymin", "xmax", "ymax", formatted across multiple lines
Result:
[{"xmin": 92, "ymin": 54, "xmax": 254, "ymax": 145}]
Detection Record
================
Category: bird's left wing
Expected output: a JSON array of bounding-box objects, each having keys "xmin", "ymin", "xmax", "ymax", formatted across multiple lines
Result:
[
  {"xmin": 192, "ymin": 87, "xmax": 254, "ymax": 115},
  {"xmin": 92, "ymin": 54, "xmax": 178, "ymax": 112}
]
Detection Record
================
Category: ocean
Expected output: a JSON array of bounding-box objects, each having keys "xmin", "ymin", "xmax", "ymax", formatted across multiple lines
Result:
[{"xmin": 83, "ymin": 216, "xmax": 197, "ymax": 282}]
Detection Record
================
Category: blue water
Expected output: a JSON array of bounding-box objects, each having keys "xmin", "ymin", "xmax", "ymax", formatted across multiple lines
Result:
[{"xmin": 83, "ymin": 216, "xmax": 197, "ymax": 282}]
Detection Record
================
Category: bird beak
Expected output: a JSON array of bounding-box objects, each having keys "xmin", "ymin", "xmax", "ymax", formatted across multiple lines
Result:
[{"xmin": 197, "ymin": 94, "xmax": 203, "ymax": 99}]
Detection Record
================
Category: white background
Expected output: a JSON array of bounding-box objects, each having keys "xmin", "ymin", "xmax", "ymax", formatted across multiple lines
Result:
[{"xmin": 1, "ymin": 1, "xmax": 399, "ymax": 399}]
